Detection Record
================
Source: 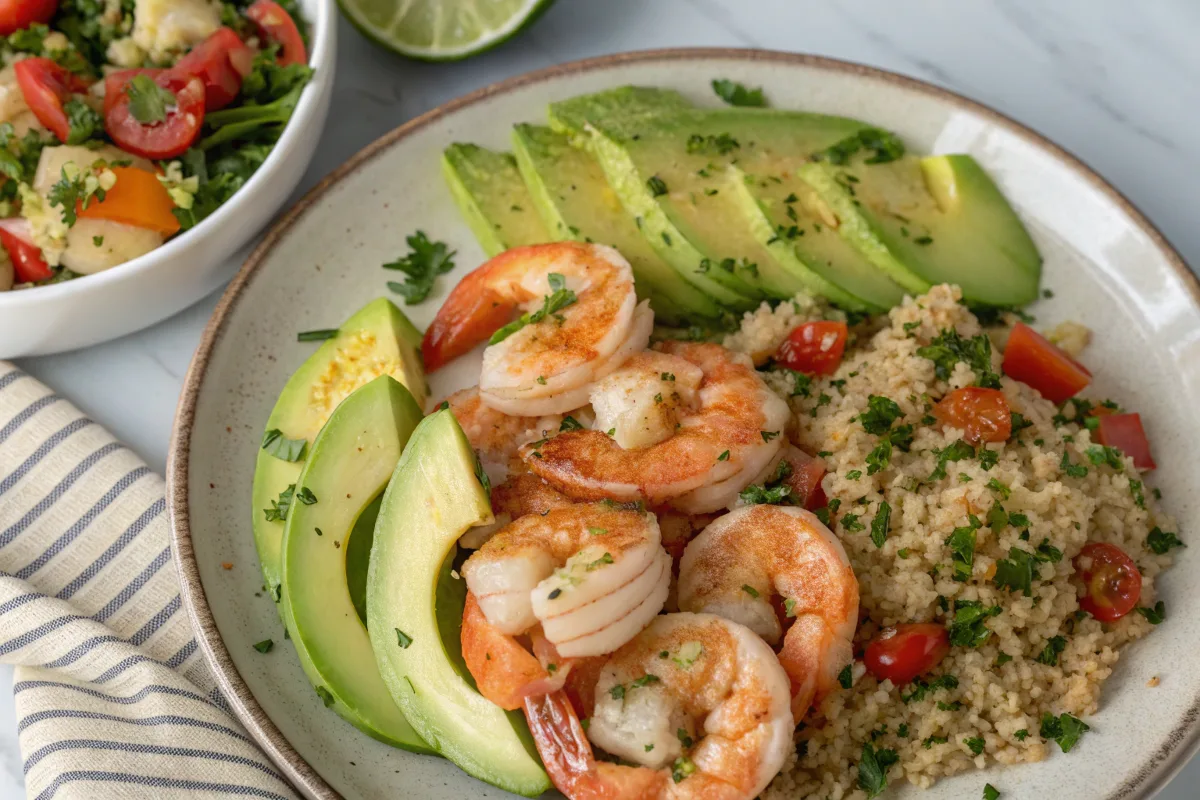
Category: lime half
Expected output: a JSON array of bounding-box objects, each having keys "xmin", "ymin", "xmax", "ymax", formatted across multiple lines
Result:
[{"xmin": 341, "ymin": 0, "xmax": 556, "ymax": 61}]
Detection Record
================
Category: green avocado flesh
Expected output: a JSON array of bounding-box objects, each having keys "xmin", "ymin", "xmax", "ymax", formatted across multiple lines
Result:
[
  {"xmin": 280, "ymin": 375, "xmax": 432, "ymax": 752},
  {"xmin": 250, "ymin": 298, "xmax": 425, "ymax": 605},
  {"xmin": 511, "ymin": 123, "xmax": 724, "ymax": 324},
  {"xmin": 367, "ymin": 410, "xmax": 549, "ymax": 797},
  {"xmin": 798, "ymin": 153, "xmax": 1042, "ymax": 306},
  {"xmin": 442, "ymin": 143, "xmax": 551, "ymax": 256},
  {"xmin": 548, "ymin": 89, "xmax": 913, "ymax": 309}
]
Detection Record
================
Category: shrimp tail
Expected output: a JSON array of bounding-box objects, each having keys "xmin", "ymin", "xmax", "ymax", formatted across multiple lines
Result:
[
  {"xmin": 421, "ymin": 250, "xmax": 525, "ymax": 371},
  {"xmin": 523, "ymin": 692, "xmax": 665, "ymax": 800},
  {"xmin": 461, "ymin": 592, "xmax": 547, "ymax": 710}
]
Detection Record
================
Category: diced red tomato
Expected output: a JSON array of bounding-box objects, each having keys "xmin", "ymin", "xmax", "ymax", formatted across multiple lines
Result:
[
  {"xmin": 104, "ymin": 71, "xmax": 206, "ymax": 159},
  {"xmin": 1002, "ymin": 322, "xmax": 1091, "ymax": 404},
  {"xmin": 246, "ymin": 0, "xmax": 307, "ymax": 66},
  {"xmin": 1075, "ymin": 542, "xmax": 1141, "ymax": 622},
  {"xmin": 864, "ymin": 623, "xmax": 950, "ymax": 686},
  {"xmin": 780, "ymin": 448, "xmax": 827, "ymax": 510},
  {"xmin": 1094, "ymin": 412, "xmax": 1155, "ymax": 471},
  {"xmin": 0, "ymin": 221, "xmax": 52, "ymax": 283},
  {"xmin": 933, "ymin": 387, "xmax": 1012, "ymax": 444},
  {"xmin": 173, "ymin": 27, "xmax": 254, "ymax": 111},
  {"xmin": 13, "ymin": 58, "xmax": 91, "ymax": 143},
  {"xmin": 0, "ymin": 0, "xmax": 57, "ymax": 35},
  {"xmin": 776, "ymin": 321, "xmax": 848, "ymax": 376}
]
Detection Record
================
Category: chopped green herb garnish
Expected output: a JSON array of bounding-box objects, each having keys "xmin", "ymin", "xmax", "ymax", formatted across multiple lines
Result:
[
  {"xmin": 315, "ymin": 686, "xmax": 335, "ymax": 707},
  {"xmin": 253, "ymin": 639, "xmax": 273, "ymax": 653},
  {"xmin": 560, "ymin": 416, "xmax": 584, "ymax": 432},
  {"xmin": 741, "ymin": 584, "xmax": 760, "ymax": 598},
  {"xmin": 1035, "ymin": 635, "xmax": 1066, "ymax": 666},
  {"xmin": 489, "ymin": 272, "xmax": 577, "ymax": 344},
  {"xmin": 261, "ymin": 429, "xmax": 307, "ymax": 462},
  {"xmin": 1060, "ymin": 450, "xmax": 1088, "ymax": 478},
  {"xmin": 395, "ymin": 629, "xmax": 413, "ymax": 648},
  {"xmin": 711, "ymin": 78, "xmax": 766, "ymax": 107},
  {"xmin": 949, "ymin": 600, "xmax": 1001, "ymax": 647},
  {"xmin": 994, "ymin": 548, "xmax": 1037, "ymax": 596},
  {"xmin": 917, "ymin": 329, "xmax": 1001, "ymax": 389},
  {"xmin": 984, "ymin": 783, "xmax": 1001, "ymax": 800},
  {"xmin": 1146, "ymin": 527, "xmax": 1184, "ymax": 554},
  {"xmin": 870, "ymin": 502, "xmax": 891, "ymax": 548},
  {"xmin": 929, "ymin": 439, "xmax": 975, "ymax": 481},
  {"xmin": 861, "ymin": 394, "xmax": 904, "ymax": 435},
  {"xmin": 1040, "ymin": 712, "xmax": 1089, "ymax": 752},
  {"xmin": 125, "ymin": 74, "xmax": 177, "ymax": 125},
  {"xmin": 838, "ymin": 664, "xmax": 853, "ymax": 689},
  {"xmin": 383, "ymin": 231, "xmax": 456, "ymax": 305},
  {"xmin": 296, "ymin": 328, "xmax": 338, "ymax": 342},
  {"xmin": 857, "ymin": 742, "xmax": 899, "ymax": 798},
  {"xmin": 814, "ymin": 127, "xmax": 904, "ymax": 166},
  {"xmin": 1136, "ymin": 601, "xmax": 1165, "ymax": 625},
  {"xmin": 945, "ymin": 518, "xmax": 980, "ymax": 581}
]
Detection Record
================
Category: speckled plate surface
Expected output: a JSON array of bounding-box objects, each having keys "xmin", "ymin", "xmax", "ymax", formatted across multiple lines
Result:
[{"xmin": 167, "ymin": 49, "xmax": 1200, "ymax": 800}]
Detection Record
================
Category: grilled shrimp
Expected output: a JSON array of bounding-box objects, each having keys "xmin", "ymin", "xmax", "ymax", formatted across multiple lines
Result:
[
  {"xmin": 422, "ymin": 242, "xmax": 653, "ymax": 415},
  {"xmin": 677, "ymin": 505, "xmax": 859, "ymax": 720},
  {"xmin": 521, "ymin": 342, "xmax": 790, "ymax": 513},
  {"xmin": 523, "ymin": 613, "xmax": 794, "ymax": 800},
  {"xmin": 461, "ymin": 503, "xmax": 670, "ymax": 658},
  {"xmin": 445, "ymin": 386, "xmax": 562, "ymax": 483},
  {"xmin": 459, "ymin": 471, "xmax": 575, "ymax": 550}
]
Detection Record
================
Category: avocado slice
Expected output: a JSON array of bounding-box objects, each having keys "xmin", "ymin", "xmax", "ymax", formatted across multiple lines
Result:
[
  {"xmin": 367, "ymin": 410, "xmax": 550, "ymax": 797},
  {"xmin": 251, "ymin": 298, "xmax": 426, "ymax": 606},
  {"xmin": 280, "ymin": 375, "xmax": 432, "ymax": 752},
  {"xmin": 725, "ymin": 163, "xmax": 909, "ymax": 310},
  {"xmin": 441, "ymin": 143, "xmax": 551, "ymax": 256},
  {"xmin": 548, "ymin": 89, "xmax": 888, "ymax": 308},
  {"xmin": 797, "ymin": 153, "xmax": 1041, "ymax": 306},
  {"xmin": 510, "ymin": 123, "xmax": 725, "ymax": 324}
]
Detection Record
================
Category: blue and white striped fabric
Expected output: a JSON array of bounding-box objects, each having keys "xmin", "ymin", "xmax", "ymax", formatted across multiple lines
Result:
[{"xmin": 0, "ymin": 362, "xmax": 298, "ymax": 799}]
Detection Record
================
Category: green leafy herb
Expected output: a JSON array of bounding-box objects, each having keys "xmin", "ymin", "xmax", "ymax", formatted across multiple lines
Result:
[
  {"xmin": 1014, "ymin": 729, "xmax": 1029, "ymax": 741},
  {"xmin": 315, "ymin": 686, "xmax": 334, "ymax": 707},
  {"xmin": 1035, "ymin": 635, "xmax": 1067, "ymax": 666},
  {"xmin": 295, "ymin": 487, "xmax": 317, "ymax": 505},
  {"xmin": 917, "ymin": 329, "xmax": 1001, "ymax": 389},
  {"xmin": 253, "ymin": 639, "xmax": 273, "ymax": 653},
  {"xmin": 861, "ymin": 394, "xmax": 904, "ymax": 435},
  {"xmin": 1136, "ymin": 601, "xmax": 1165, "ymax": 625},
  {"xmin": 586, "ymin": 552, "xmax": 614, "ymax": 571},
  {"xmin": 489, "ymin": 272, "xmax": 577, "ymax": 344},
  {"xmin": 711, "ymin": 79, "xmax": 766, "ymax": 107},
  {"xmin": 1146, "ymin": 527, "xmax": 1183, "ymax": 554},
  {"xmin": 646, "ymin": 175, "xmax": 668, "ymax": 196},
  {"xmin": 395, "ymin": 629, "xmax": 413, "ymax": 648},
  {"xmin": 672, "ymin": 756, "xmax": 698, "ymax": 783},
  {"xmin": 717, "ymin": 450, "xmax": 730, "ymax": 462},
  {"xmin": 866, "ymin": 438, "xmax": 892, "ymax": 476},
  {"xmin": 838, "ymin": 664, "xmax": 853, "ymax": 689},
  {"xmin": 609, "ymin": 684, "xmax": 625, "ymax": 701},
  {"xmin": 813, "ymin": 127, "xmax": 905, "ymax": 166},
  {"xmin": 1034, "ymin": 539, "xmax": 1062, "ymax": 563},
  {"xmin": 978, "ymin": 448, "xmax": 999, "ymax": 471},
  {"xmin": 685, "ymin": 132, "xmax": 740, "ymax": 154},
  {"xmin": 929, "ymin": 439, "xmax": 975, "ymax": 481},
  {"xmin": 841, "ymin": 513, "xmax": 865, "ymax": 533},
  {"xmin": 297, "ymin": 328, "xmax": 338, "ymax": 342},
  {"xmin": 63, "ymin": 98, "xmax": 102, "ymax": 145},
  {"xmin": 922, "ymin": 735, "xmax": 949, "ymax": 749},
  {"xmin": 846, "ymin": 469, "xmax": 863, "ymax": 480},
  {"xmin": 964, "ymin": 736, "xmax": 985, "ymax": 755},
  {"xmin": 1059, "ymin": 450, "xmax": 1088, "ymax": 478},
  {"xmin": 995, "ymin": 653, "xmax": 1013, "ymax": 666},
  {"xmin": 263, "ymin": 484, "xmax": 297, "ymax": 522},
  {"xmin": 901, "ymin": 673, "xmax": 958, "ymax": 704},
  {"xmin": 994, "ymin": 548, "xmax": 1037, "ymax": 596},
  {"xmin": 870, "ymin": 502, "xmax": 891, "ymax": 548},
  {"xmin": 857, "ymin": 742, "xmax": 899, "ymax": 799},
  {"xmin": 738, "ymin": 584, "xmax": 760, "ymax": 599},
  {"xmin": 261, "ymin": 429, "xmax": 307, "ymax": 462},
  {"xmin": 125, "ymin": 74, "xmax": 177, "ymax": 125},
  {"xmin": 984, "ymin": 784, "xmax": 1001, "ymax": 800},
  {"xmin": 1040, "ymin": 712, "xmax": 1089, "ymax": 753},
  {"xmin": 383, "ymin": 231, "xmax": 456, "ymax": 305},
  {"xmin": 47, "ymin": 162, "xmax": 108, "ymax": 226},
  {"xmin": 738, "ymin": 482, "xmax": 791, "ymax": 506},
  {"xmin": 629, "ymin": 674, "xmax": 661, "ymax": 689},
  {"xmin": 671, "ymin": 641, "xmax": 703, "ymax": 669},
  {"xmin": 559, "ymin": 416, "xmax": 583, "ymax": 432},
  {"xmin": 945, "ymin": 518, "xmax": 980, "ymax": 581},
  {"xmin": 949, "ymin": 600, "xmax": 1001, "ymax": 647},
  {"xmin": 1086, "ymin": 445, "xmax": 1125, "ymax": 470}
]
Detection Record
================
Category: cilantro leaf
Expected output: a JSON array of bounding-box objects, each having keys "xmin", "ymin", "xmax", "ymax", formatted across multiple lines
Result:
[
  {"xmin": 1035, "ymin": 635, "xmax": 1067, "ymax": 666},
  {"xmin": 1136, "ymin": 601, "xmax": 1165, "ymax": 625},
  {"xmin": 383, "ymin": 231, "xmax": 456, "ymax": 305},
  {"xmin": 711, "ymin": 79, "xmax": 766, "ymax": 107},
  {"xmin": 738, "ymin": 483, "xmax": 791, "ymax": 506},
  {"xmin": 261, "ymin": 428, "xmax": 307, "ymax": 462},
  {"xmin": 1146, "ymin": 527, "xmax": 1184, "ymax": 555},
  {"xmin": 994, "ymin": 548, "xmax": 1037, "ymax": 596},
  {"xmin": 63, "ymin": 98, "xmax": 102, "ymax": 145},
  {"xmin": 866, "ymin": 438, "xmax": 892, "ymax": 475},
  {"xmin": 125, "ymin": 74, "xmax": 177, "ymax": 125},
  {"xmin": 870, "ymin": 501, "xmax": 891, "ymax": 548},
  {"xmin": 949, "ymin": 600, "xmax": 1001, "ymax": 647},
  {"xmin": 489, "ymin": 272, "xmax": 578, "ymax": 344},
  {"xmin": 857, "ymin": 742, "xmax": 898, "ymax": 799},
  {"xmin": 861, "ymin": 394, "xmax": 903, "ymax": 435},
  {"xmin": 917, "ymin": 329, "xmax": 1001, "ymax": 389},
  {"xmin": 929, "ymin": 439, "xmax": 974, "ymax": 481},
  {"xmin": 1040, "ymin": 712, "xmax": 1089, "ymax": 753},
  {"xmin": 945, "ymin": 519, "xmax": 979, "ymax": 582}
]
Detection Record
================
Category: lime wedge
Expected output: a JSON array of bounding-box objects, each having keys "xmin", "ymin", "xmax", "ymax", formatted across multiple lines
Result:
[{"xmin": 340, "ymin": 0, "xmax": 556, "ymax": 61}]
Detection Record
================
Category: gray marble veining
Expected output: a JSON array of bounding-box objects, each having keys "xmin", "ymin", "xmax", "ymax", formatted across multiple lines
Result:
[{"xmin": 6, "ymin": 0, "xmax": 1199, "ymax": 796}]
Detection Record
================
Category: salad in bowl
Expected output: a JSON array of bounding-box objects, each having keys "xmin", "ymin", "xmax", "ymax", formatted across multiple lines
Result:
[{"xmin": 0, "ymin": 0, "xmax": 312, "ymax": 291}]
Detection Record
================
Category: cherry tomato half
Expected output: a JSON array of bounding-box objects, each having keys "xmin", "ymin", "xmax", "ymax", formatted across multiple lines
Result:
[
  {"xmin": 933, "ymin": 387, "xmax": 1012, "ymax": 445},
  {"xmin": 1075, "ymin": 542, "xmax": 1141, "ymax": 622},
  {"xmin": 105, "ymin": 71, "xmax": 206, "ymax": 159},
  {"xmin": 1002, "ymin": 322, "xmax": 1091, "ymax": 404},
  {"xmin": 864, "ymin": 623, "xmax": 950, "ymax": 686},
  {"xmin": 13, "ymin": 58, "xmax": 91, "ymax": 143},
  {"xmin": 776, "ymin": 320, "xmax": 848, "ymax": 376},
  {"xmin": 0, "ymin": 0, "xmax": 57, "ymax": 35},
  {"xmin": 1095, "ymin": 412, "xmax": 1156, "ymax": 471},
  {"xmin": 173, "ymin": 27, "xmax": 255, "ymax": 111},
  {"xmin": 246, "ymin": 0, "xmax": 307, "ymax": 66},
  {"xmin": 780, "ymin": 448, "xmax": 827, "ymax": 511},
  {"xmin": 0, "ymin": 222, "xmax": 52, "ymax": 282}
]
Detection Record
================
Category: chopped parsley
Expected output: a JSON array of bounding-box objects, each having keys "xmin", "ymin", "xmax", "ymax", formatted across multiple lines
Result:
[
  {"xmin": 717, "ymin": 450, "xmax": 730, "ymax": 462},
  {"xmin": 261, "ymin": 429, "xmax": 307, "ymax": 462},
  {"xmin": 1136, "ymin": 601, "xmax": 1165, "ymax": 625},
  {"xmin": 917, "ymin": 329, "xmax": 1001, "ymax": 389},
  {"xmin": 857, "ymin": 742, "xmax": 899, "ymax": 799},
  {"xmin": 949, "ymin": 600, "xmax": 1001, "ymax": 647},
  {"xmin": 253, "ymin": 639, "xmax": 273, "ymax": 653},
  {"xmin": 383, "ymin": 231, "xmax": 456, "ymax": 305},
  {"xmin": 978, "ymin": 448, "xmax": 999, "ymax": 471},
  {"xmin": 902, "ymin": 673, "xmax": 958, "ymax": 704},
  {"xmin": 711, "ymin": 78, "xmax": 767, "ymax": 107},
  {"xmin": 263, "ymin": 484, "xmax": 298, "ymax": 522},
  {"xmin": 964, "ymin": 736, "xmax": 985, "ymax": 755},
  {"xmin": 1040, "ymin": 712, "xmax": 1089, "ymax": 753},
  {"xmin": 609, "ymin": 684, "xmax": 625, "ymax": 701},
  {"xmin": 838, "ymin": 664, "xmax": 853, "ymax": 689},
  {"xmin": 1059, "ymin": 450, "xmax": 1088, "ymax": 478},
  {"xmin": 928, "ymin": 439, "xmax": 975, "ymax": 481},
  {"xmin": 993, "ymin": 548, "xmax": 1037, "ymax": 596},
  {"xmin": 646, "ymin": 175, "xmax": 668, "ymax": 196},
  {"xmin": 841, "ymin": 513, "xmax": 865, "ymax": 533},
  {"xmin": 813, "ymin": 127, "xmax": 905, "ymax": 166},
  {"xmin": 1146, "ymin": 527, "xmax": 1183, "ymax": 554},
  {"xmin": 922, "ymin": 735, "xmax": 949, "ymax": 749},
  {"xmin": 995, "ymin": 653, "xmax": 1013, "ymax": 666},
  {"xmin": 984, "ymin": 784, "xmax": 1001, "ymax": 800},
  {"xmin": 846, "ymin": 469, "xmax": 863, "ymax": 480},
  {"xmin": 870, "ymin": 501, "xmax": 891, "ymax": 548},
  {"xmin": 394, "ymin": 629, "xmax": 413, "ymax": 648},
  {"xmin": 945, "ymin": 516, "xmax": 981, "ymax": 581},
  {"xmin": 685, "ymin": 132, "xmax": 740, "ymax": 154},
  {"xmin": 560, "ymin": 416, "xmax": 584, "ymax": 432},
  {"xmin": 47, "ymin": 161, "xmax": 110, "ymax": 225},
  {"xmin": 861, "ymin": 395, "xmax": 904, "ymax": 435},
  {"xmin": 629, "ymin": 673, "xmax": 661, "ymax": 689},
  {"xmin": 741, "ymin": 584, "xmax": 760, "ymax": 599},
  {"xmin": 1035, "ymin": 635, "xmax": 1067, "ymax": 666},
  {"xmin": 672, "ymin": 756, "xmax": 697, "ymax": 783},
  {"xmin": 865, "ymin": 438, "xmax": 892, "ymax": 476},
  {"xmin": 315, "ymin": 686, "xmax": 335, "ymax": 707},
  {"xmin": 1086, "ymin": 445, "xmax": 1124, "ymax": 470},
  {"xmin": 1013, "ymin": 729, "xmax": 1029, "ymax": 741},
  {"xmin": 489, "ymin": 272, "xmax": 577, "ymax": 344}
]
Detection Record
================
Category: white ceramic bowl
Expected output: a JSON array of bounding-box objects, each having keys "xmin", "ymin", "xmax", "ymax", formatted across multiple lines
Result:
[{"xmin": 0, "ymin": 0, "xmax": 337, "ymax": 358}]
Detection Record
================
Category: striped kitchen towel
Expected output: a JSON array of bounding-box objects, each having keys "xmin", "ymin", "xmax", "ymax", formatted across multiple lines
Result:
[{"xmin": 0, "ymin": 362, "xmax": 297, "ymax": 799}]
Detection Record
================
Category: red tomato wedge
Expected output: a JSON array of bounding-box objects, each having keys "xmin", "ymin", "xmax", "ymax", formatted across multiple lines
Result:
[
  {"xmin": 0, "ymin": 220, "xmax": 52, "ymax": 282},
  {"xmin": 105, "ymin": 71, "xmax": 206, "ymax": 159},
  {"xmin": 246, "ymin": 0, "xmax": 307, "ymax": 65},
  {"xmin": 14, "ymin": 58, "xmax": 91, "ymax": 143},
  {"xmin": 776, "ymin": 320, "xmax": 848, "ymax": 376},
  {"xmin": 0, "ymin": 0, "xmax": 57, "ymax": 36},
  {"xmin": 1095, "ymin": 412, "xmax": 1156, "ymax": 471},
  {"xmin": 933, "ymin": 387, "xmax": 1012, "ymax": 444},
  {"xmin": 780, "ymin": 448, "xmax": 827, "ymax": 511},
  {"xmin": 1002, "ymin": 322, "xmax": 1091, "ymax": 404},
  {"xmin": 864, "ymin": 623, "xmax": 950, "ymax": 686},
  {"xmin": 173, "ymin": 27, "xmax": 254, "ymax": 111},
  {"xmin": 1075, "ymin": 542, "xmax": 1141, "ymax": 622}
]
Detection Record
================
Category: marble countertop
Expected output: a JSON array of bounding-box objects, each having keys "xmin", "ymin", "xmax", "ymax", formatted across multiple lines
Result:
[{"xmin": 6, "ymin": 0, "xmax": 1200, "ymax": 795}]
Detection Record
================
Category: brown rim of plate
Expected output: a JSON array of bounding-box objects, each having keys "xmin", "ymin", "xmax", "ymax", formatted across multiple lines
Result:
[{"xmin": 167, "ymin": 47, "xmax": 1200, "ymax": 800}]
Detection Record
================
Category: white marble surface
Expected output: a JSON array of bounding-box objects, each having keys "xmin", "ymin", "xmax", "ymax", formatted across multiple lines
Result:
[{"xmin": 4, "ymin": 0, "xmax": 1200, "ymax": 796}]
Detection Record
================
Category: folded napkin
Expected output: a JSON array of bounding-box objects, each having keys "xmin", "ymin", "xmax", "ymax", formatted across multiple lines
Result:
[{"xmin": 0, "ymin": 362, "xmax": 298, "ymax": 799}]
